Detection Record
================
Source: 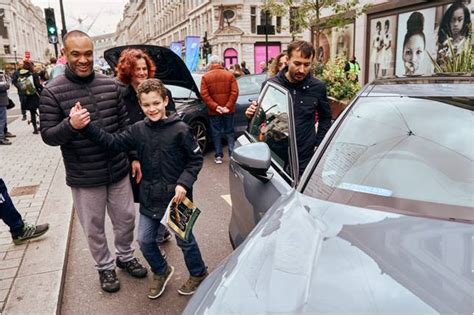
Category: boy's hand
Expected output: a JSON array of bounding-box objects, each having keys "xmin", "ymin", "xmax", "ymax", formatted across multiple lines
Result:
[
  {"xmin": 245, "ymin": 101, "xmax": 258, "ymax": 119},
  {"xmin": 131, "ymin": 160, "xmax": 142, "ymax": 184},
  {"xmin": 173, "ymin": 185, "xmax": 187, "ymax": 205},
  {"xmin": 69, "ymin": 102, "xmax": 90, "ymax": 130}
]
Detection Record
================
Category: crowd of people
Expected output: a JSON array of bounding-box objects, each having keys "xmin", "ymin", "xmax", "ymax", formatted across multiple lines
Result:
[{"xmin": 0, "ymin": 27, "xmax": 333, "ymax": 299}]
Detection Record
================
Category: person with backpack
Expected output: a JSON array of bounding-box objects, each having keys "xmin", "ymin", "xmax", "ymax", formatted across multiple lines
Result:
[
  {"xmin": 17, "ymin": 61, "xmax": 42, "ymax": 134},
  {"xmin": 11, "ymin": 60, "xmax": 28, "ymax": 121}
]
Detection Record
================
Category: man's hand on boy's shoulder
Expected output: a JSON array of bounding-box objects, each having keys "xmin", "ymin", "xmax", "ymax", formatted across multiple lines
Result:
[{"xmin": 69, "ymin": 102, "xmax": 90, "ymax": 130}]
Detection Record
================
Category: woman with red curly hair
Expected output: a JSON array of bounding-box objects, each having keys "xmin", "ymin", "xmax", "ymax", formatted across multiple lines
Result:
[{"xmin": 116, "ymin": 48, "xmax": 174, "ymax": 246}]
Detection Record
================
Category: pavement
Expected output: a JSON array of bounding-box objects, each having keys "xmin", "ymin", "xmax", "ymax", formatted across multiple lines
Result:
[{"xmin": 0, "ymin": 91, "xmax": 73, "ymax": 314}]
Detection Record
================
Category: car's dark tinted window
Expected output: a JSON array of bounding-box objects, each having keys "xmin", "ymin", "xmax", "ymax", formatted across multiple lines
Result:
[
  {"xmin": 304, "ymin": 96, "xmax": 474, "ymax": 221},
  {"xmin": 249, "ymin": 84, "xmax": 290, "ymax": 173}
]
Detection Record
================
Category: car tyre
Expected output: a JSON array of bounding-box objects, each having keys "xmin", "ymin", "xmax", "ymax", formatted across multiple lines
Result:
[{"xmin": 190, "ymin": 120, "xmax": 208, "ymax": 152}]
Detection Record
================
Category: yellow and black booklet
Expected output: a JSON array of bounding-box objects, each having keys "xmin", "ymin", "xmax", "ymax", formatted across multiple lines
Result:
[{"xmin": 162, "ymin": 197, "xmax": 201, "ymax": 241}]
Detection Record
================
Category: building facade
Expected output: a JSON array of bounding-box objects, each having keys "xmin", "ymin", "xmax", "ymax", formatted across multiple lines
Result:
[
  {"xmin": 0, "ymin": 0, "xmax": 52, "ymax": 72},
  {"xmin": 311, "ymin": 0, "xmax": 474, "ymax": 83},
  {"xmin": 114, "ymin": 0, "xmax": 304, "ymax": 73},
  {"xmin": 91, "ymin": 32, "xmax": 116, "ymax": 59}
]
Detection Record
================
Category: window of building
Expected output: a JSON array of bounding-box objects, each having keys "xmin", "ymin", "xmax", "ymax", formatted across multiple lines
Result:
[
  {"xmin": 260, "ymin": 9, "xmax": 272, "ymax": 26},
  {"xmin": 4, "ymin": 45, "xmax": 10, "ymax": 54},
  {"xmin": 251, "ymin": 6, "xmax": 256, "ymax": 33},
  {"xmin": 290, "ymin": 7, "xmax": 300, "ymax": 33},
  {"xmin": 276, "ymin": 16, "xmax": 282, "ymax": 33}
]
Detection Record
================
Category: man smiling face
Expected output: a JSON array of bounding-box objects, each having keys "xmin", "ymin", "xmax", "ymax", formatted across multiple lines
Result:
[{"xmin": 63, "ymin": 33, "xmax": 94, "ymax": 78}]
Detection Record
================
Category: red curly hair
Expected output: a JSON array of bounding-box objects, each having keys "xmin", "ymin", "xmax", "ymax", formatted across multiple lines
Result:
[{"xmin": 116, "ymin": 48, "xmax": 156, "ymax": 85}]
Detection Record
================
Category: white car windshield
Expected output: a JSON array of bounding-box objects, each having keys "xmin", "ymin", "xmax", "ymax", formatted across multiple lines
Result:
[{"xmin": 304, "ymin": 96, "xmax": 474, "ymax": 222}]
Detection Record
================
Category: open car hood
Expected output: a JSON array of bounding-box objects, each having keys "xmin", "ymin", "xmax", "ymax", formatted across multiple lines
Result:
[{"xmin": 104, "ymin": 45, "xmax": 200, "ymax": 98}]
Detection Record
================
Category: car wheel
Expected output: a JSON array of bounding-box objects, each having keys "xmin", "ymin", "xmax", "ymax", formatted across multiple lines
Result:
[{"xmin": 190, "ymin": 120, "xmax": 208, "ymax": 152}]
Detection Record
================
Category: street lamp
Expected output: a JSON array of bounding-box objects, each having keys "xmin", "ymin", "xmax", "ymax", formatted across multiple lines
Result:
[{"xmin": 12, "ymin": 45, "xmax": 17, "ymax": 70}]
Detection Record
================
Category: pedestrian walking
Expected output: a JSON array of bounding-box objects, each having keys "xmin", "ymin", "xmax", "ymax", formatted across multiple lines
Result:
[
  {"xmin": 0, "ymin": 178, "xmax": 49, "ymax": 244},
  {"xmin": 17, "ymin": 60, "xmax": 42, "ymax": 134},
  {"xmin": 115, "ymin": 48, "xmax": 173, "ymax": 248},
  {"xmin": 71, "ymin": 78, "xmax": 208, "ymax": 299},
  {"xmin": 0, "ymin": 71, "xmax": 11, "ymax": 145},
  {"xmin": 240, "ymin": 61, "xmax": 251, "ymax": 75},
  {"xmin": 0, "ymin": 71, "xmax": 16, "ymax": 141},
  {"xmin": 200, "ymin": 55, "xmax": 239, "ymax": 164},
  {"xmin": 39, "ymin": 30, "xmax": 146, "ymax": 293},
  {"xmin": 11, "ymin": 60, "xmax": 28, "ymax": 121},
  {"xmin": 245, "ymin": 40, "xmax": 332, "ymax": 174}
]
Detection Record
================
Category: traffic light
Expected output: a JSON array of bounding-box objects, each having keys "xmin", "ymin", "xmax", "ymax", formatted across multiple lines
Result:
[{"xmin": 44, "ymin": 8, "xmax": 58, "ymax": 44}]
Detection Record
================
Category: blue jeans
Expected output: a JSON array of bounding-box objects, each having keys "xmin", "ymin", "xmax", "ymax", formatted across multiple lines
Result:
[
  {"xmin": 0, "ymin": 107, "xmax": 6, "ymax": 140},
  {"xmin": 209, "ymin": 114, "xmax": 235, "ymax": 158},
  {"xmin": 138, "ymin": 214, "xmax": 206, "ymax": 276},
  {"xmin": 0, "ymin": 178, "xmax": 24, "ymax": 236}
]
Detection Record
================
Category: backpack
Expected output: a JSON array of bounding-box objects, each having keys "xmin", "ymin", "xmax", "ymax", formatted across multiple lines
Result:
[{"xmin": 17, "ymin": 74, "xmax": 37, "ymax": 96}]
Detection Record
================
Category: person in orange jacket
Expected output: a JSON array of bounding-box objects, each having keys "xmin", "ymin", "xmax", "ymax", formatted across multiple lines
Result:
[{"xmin": 200, "ymin": 55, "xmax": 239, "ymax": 164}]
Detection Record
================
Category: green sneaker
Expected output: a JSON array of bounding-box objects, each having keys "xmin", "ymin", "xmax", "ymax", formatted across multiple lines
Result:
[
  {"xmin": 148, "ymin": 265, "xmax": 174, "ymax": 299},
  {"xmin": 177, "ymin": 271, "xmax": 208, "ymax": 296},
  {"xmin": 12, "ymin": 222, "xmax": 49, "ymax": 245}
]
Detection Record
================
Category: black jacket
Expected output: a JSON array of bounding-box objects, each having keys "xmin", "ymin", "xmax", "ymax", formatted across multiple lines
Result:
[
  {"xmin": 267, "ymin": 70, "xmax": 332, "ymax": 173},
  {"xmin": 39, "ymin": 66, "xmax": 130, "ymax": 187},
  {"xmin": 83, "ymin": 114, "xmax": 203, "ymax": 220},
  {"xmin": 120, "ymin": 83, "xmax": 177, "ymax": 202}
]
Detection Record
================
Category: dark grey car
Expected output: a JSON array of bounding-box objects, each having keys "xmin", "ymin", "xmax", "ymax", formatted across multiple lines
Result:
[{"xmin": 184, "ymin": 76, "xmax": 474, "ymax": 314}]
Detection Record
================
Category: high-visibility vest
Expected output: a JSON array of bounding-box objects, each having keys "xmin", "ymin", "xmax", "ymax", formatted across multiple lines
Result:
[{"xmin": 349, "ymin": 62, "xmax": 360, "ymax": 75}]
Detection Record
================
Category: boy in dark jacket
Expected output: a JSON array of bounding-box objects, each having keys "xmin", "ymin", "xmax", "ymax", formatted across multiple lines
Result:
[{"xmin": 70, "ymin": 78, "xmax": 207, "ymax": 299}]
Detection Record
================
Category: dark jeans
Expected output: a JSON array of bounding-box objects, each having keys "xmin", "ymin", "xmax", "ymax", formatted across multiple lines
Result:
[
  {"xmin": 19, "ymin": 95, "xmax": 26, "ymax": 117},
  {"xmin": 0, "ymin": 178, "xmax": 24, "ymax": 237},
  {"xmin": 138, "ymin": 214, "xmax": 206, "ymax": 276},
  {"xmin": 209, "ymin": 113, "xmax": 235, "ymax": 158},
  {"xmin": 0, "ymin": 107, "xmax": 6, "ymax": 139}
]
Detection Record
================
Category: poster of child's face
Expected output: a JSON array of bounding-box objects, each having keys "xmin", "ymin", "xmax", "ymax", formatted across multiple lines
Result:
[
  {"xmin": 396, "ymin": 8, "xmax": 436, "ymax": 77},
  {"xmin": 330, "ymin": 24, "xmax": 354, "ymax": 60},
  {"xmin": 368, "ymin": 15, "xmax": 397, "ymax": 83},
  {"xmin": 316, "ymin": 29, "xmax": 331, "ymax": 64},
  {"xmin": 435, "ymin": 2, "xmax": 473, "ymax": 62}
]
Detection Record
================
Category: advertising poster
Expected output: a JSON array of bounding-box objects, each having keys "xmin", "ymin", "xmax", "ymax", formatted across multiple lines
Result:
[
  {"xmin": 184, "ymin": 36, "xmax": 201, "ymax": 72},
  {"xmin": 330, "ymin": 23, "xmax": 354, "ymax": 60},
  {"xmin": 170, "ymin": 41, "xmax": 183, "ymax": 58},
  {"xmin": 396, "ymin": 8, "xmax": 436, "ymax": 77},
  {"xmin": 368, "ymin": 15, "xmax": 397, "ymax": 82},
  {"xmin": 434, "ymin": 1, "xmax": 473, "ymax": 64},
  {"xmin": 316, "ymin": 30, "xmax": 331, "ymax": 64}
]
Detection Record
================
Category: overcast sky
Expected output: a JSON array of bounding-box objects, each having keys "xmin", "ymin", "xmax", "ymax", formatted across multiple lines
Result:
[{"xmin": 30, "ymin": 0, "xmax": 128, "ymax": 36}]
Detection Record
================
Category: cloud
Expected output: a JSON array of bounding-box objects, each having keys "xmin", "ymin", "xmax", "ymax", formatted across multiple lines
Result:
[{"xmin": 30, "ymin": 0, "xmax": 127, "ymax": 36}]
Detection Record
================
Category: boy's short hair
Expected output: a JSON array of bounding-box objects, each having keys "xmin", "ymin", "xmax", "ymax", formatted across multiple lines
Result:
[{"xmin": 137, "ymin": 79, "xmax": 168, "ymax": 100}]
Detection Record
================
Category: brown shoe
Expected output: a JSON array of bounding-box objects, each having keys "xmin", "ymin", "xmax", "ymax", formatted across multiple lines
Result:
[
  {"xmin": 177, "ymin": 271, "xmax": 208, "ymax": 296},
  {"xmin": 148, "ymin": 265, "xmax": 174, "ymax": 299}
]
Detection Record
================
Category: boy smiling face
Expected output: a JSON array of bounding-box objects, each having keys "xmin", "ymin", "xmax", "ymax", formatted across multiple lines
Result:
[
  {"xmin": 137, "ymin": 79, "xmax": 170, "ymax": 122},
  {"xmin": 139, "ymin": 91, "xmax": 169, "ymax": 122}
]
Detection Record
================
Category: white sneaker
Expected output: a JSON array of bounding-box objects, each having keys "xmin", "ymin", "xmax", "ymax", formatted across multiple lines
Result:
[{"xmin": 214, "ymin": 157, "xmax": 223, "ymax": 164}]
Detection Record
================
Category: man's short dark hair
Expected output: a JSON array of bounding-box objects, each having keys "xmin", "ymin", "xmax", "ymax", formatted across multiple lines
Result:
[
  {"xmin": 63, "ymin": 30, "xmax": 91, "ymax": 48},
  {"xmin": 137, "ymin": 79, "xmax": 168, "ymax": 101},
  {"xmin": 287, "ymin": 40, "xmax": 316, "ymax": 59},
  {"xmin": 50, "ymin": 56, "xmax": 57, "ymax": 64}
]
